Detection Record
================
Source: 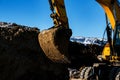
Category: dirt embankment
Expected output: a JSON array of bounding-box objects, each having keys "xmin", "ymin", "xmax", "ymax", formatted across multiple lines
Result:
[
  {"xmin": 69, "ymin": 42, "xmax": 103, "ymax": 69},
  {"xmin": 0, "ymin": 22, "xmax": 103, "ymax": 80}
]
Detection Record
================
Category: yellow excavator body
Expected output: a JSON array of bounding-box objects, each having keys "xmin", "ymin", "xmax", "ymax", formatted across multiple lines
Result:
[
  {"xmin": 97, "ymin": 0, "xmax": 120, "ymax": 62},
  {"xmin": 102, "ymin": 43, "xmax": 111, "ymax": 60}
]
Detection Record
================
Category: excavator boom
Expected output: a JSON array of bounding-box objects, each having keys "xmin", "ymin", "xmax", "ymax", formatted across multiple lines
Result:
[
  {"xmin": 49, "ymin": 0, "xmax": 69, "ymax": 28},
  {"xmin": 96, "ymin": 0, "xmax": 120, "ymax": 30}
]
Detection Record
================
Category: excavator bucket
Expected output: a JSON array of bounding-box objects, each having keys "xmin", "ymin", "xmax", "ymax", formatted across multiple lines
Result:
[{"xmin": 38, "ymin": 27, "xmax": 72, "ymax": 63}]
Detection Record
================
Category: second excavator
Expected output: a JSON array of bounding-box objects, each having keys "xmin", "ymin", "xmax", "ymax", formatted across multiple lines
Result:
[{"xmin": 70, "ymin": 0, "xmax": 120, "ymax": 80}]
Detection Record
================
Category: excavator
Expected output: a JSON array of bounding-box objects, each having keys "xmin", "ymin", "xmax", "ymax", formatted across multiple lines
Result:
[
  {"xmin": 38, "ymin": 0, "xmax": 120, "ymax": 80},
  {"xmin": 70, "ymin": 0, "xmax": 120, "ymax": 80}
]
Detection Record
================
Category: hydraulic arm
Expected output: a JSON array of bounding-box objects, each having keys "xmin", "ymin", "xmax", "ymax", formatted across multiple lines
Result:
[
  {"xmin": 48, "ymin": 0, "xmax": 69, "ymax": 28},
  {"xmin": 97, "ymin": 0, "xmax": 120, "ymax": 30},
  {"xmin": 38, "ymin": 0, "xmax": 72, "ymax": 63}
]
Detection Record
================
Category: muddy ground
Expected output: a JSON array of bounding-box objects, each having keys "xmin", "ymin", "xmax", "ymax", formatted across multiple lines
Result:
[{"xmin": 0, "ymin": 22, "xmax": 103, "ymax": 80}]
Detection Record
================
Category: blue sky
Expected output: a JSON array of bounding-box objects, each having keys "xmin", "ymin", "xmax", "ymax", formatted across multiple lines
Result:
[{"xmin": 0, "ymin": 0, "xmax": 107, "ymax": 38}]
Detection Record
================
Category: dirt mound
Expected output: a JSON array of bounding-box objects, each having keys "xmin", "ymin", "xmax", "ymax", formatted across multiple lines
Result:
[
  {"xmin": 0, "ymin": 22, "xmax": 103, "ymax": 80},
  {"xmin": 68, "ymin": 42, "xmax": 103, "ymax": 69},
  {"xmin": 0, "ymin": 22, "xmax": 69, "ymax": 80}
]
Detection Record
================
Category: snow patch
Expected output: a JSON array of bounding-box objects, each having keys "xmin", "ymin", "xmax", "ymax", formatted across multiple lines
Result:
[{"xmin": 70, "ymin": 36, "xmax": 107, "ymax": 46}]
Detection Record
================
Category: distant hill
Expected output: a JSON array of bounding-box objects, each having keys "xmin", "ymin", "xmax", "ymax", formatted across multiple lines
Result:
[{"xmin": 70, "ymin": 36, "xmax": 107, "ymax": 46}]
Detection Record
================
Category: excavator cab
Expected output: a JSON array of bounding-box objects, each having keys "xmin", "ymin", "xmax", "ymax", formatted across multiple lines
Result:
[
  {"xmin": 114, "ymin": 23, "xmax": 120, "ymax": 56},
  {"xmin": 114, "ymin": 25, "xmax": 120, "ymax": 45}
]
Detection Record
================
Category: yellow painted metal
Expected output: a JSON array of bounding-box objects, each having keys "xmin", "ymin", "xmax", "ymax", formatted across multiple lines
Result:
[
  {"xmin": 102, "ymin": 43, "xmax": 120, "ymax": 61},
  {"xmin": 51, "ymin": 0, "xmax": 69, "ymax": 28},
  {"xmin": 96, "ymin": 0, "xmax": 115, "ymax": 30},
  {"xmin": 102, "ymin": 43, "xmax": 111, "ymax": 60},
  {"xmin": 96, "ymin": 0, "xmax": 120, "ymax": 30}
]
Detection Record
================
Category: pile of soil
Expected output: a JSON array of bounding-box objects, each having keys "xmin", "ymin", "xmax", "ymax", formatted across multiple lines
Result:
[
  {"xmin": 0, "ymin": 22, "xmax": 103, "ymax": 80},
  {"xmin": 69, "ymin": 42, "xmax": 103, "ymax": 69}
]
